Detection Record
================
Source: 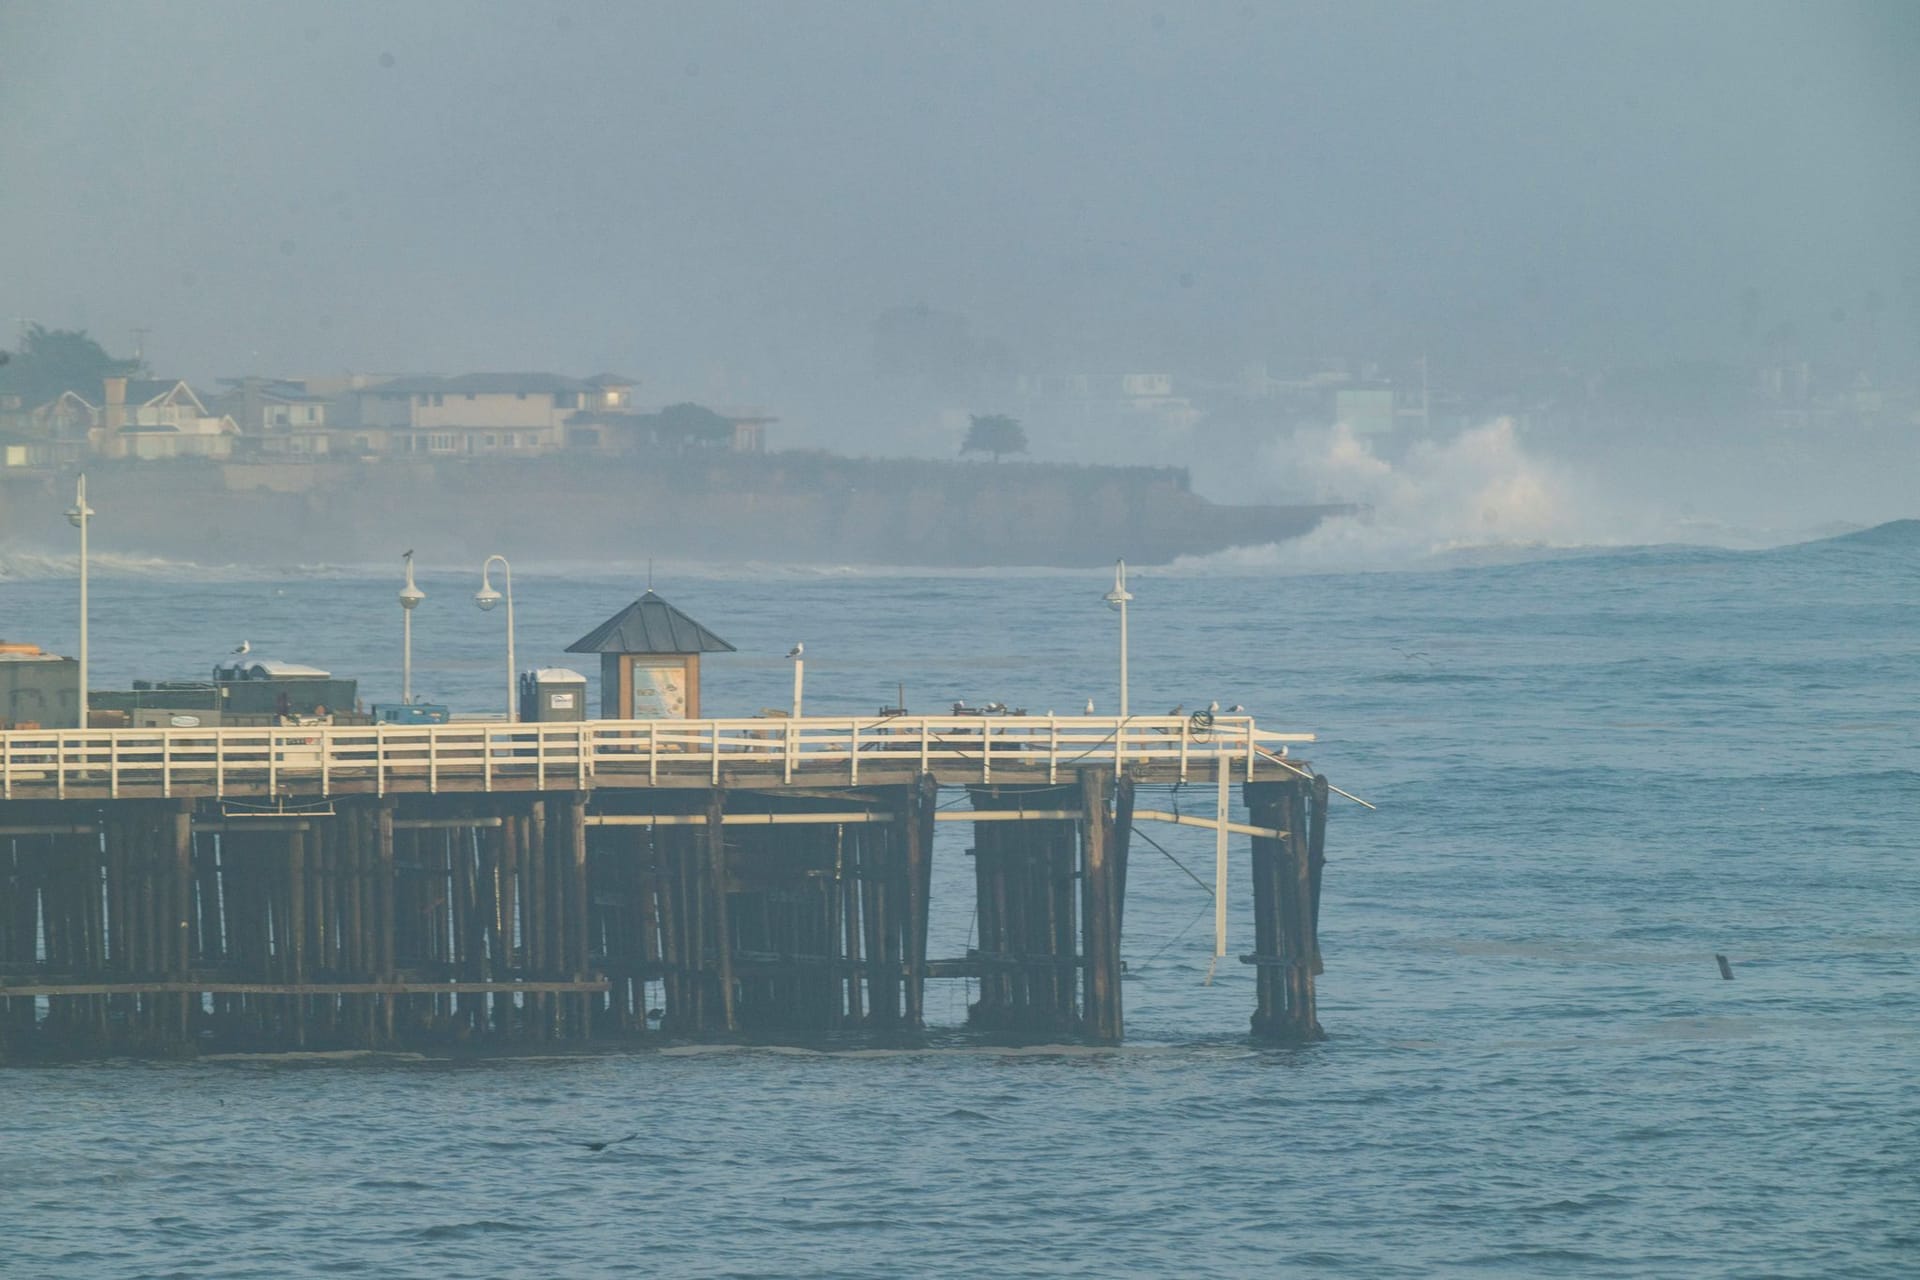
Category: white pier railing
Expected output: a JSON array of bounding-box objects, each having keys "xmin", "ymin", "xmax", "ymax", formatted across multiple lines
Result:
[{"xmin": 0, "ymin": 715, "xmax": 1314, "ymax": 801}]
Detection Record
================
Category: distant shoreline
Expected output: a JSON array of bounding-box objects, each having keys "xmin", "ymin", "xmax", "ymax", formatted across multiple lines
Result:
[{"xmin": 0, "ymin": 452, "xmax": 1349, "ymax": 569}]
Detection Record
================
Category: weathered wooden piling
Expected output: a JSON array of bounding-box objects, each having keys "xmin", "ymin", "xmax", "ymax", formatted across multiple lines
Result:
[
  {"xmin": 1243, "ymin": 776, "xmax": 1328, "ymax": 1041},
  {"xmin": 959, "ymin": 780, "xmax": 1104, "ymax": 1036}
]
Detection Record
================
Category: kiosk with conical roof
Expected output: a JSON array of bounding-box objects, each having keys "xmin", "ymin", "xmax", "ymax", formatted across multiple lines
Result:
[{"xmin": 566, "ymin": 589, "xmax": 735, "ymax": 720}]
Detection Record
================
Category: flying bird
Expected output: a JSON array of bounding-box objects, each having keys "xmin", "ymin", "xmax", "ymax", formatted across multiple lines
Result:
[
  {"xmin": 786, "ymin": 642, "xmax": 804, "ymax": 659},
  {"xmin": 578, "ymin": 1132, "xmax": 639, "ymax": 1153}
]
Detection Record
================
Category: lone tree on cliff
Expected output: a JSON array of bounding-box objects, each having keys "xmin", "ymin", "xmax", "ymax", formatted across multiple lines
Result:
[{"xmin": 961, "ymin": 413, "xmax": 1027, "ymax": 462}]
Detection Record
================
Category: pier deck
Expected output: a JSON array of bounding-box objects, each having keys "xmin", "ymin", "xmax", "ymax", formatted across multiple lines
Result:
[{"xmin": 0, "ymin": 716, "xmax": 1331, "ymax": 1057}]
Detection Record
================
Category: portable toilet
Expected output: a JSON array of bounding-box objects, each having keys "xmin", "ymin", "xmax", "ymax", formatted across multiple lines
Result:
[
  {"xmin": 520, "ymin": 668, "xmax": 588, "ymax": 722},
  {"xmin": 566, "ymin": 590, "xmax": 735, "ymax": 719}
]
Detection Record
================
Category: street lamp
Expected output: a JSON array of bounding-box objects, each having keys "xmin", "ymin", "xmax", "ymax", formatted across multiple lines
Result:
[
  {"xmin": 474, "ymin": 554, "xmax": 516, "ymax": 721},
  {"xmin": 66, "ymin": 475, "xmax": 94, "ymax": 728},
  {"xmin": 1102, "ymin": 558, "xmax": 1132, "ymax": 721},
  {"xmin": 787, "ymin": 642, "xmax": 805, "ymax": 718},
  {"xmin": 398, "ymin": 551, "xmax": 425, "ymax": 705}
]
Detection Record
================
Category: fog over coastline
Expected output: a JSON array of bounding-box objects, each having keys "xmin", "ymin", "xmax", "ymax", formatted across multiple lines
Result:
[{"xmin": 2, "ymin": 0, "xmax": 1916, "ymax": 551}]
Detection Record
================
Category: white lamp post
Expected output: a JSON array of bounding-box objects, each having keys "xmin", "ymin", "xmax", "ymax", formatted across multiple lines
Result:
[
  {"xmin": 788, "ymin": 642, "xmax": 805, "ymax": 718},
  {"xmin": 399, "ymin": 551, "xmax": 425, "ymax": 705},
  {"xmin": 66, "ymin": 475, "xmax": 94, "ymax": 728},
  {"xmin": 474, "ymin": 554, "xmax": 516, "ymax": 721},
  {"xmin": 1103, "ymin": 558, "xmax": 1132, "ymax": 721}
]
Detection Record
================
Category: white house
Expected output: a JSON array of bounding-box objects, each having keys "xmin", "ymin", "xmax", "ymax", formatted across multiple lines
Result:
[{"xmin": 94, "ymin": 378, "xmax": 239, "ymax": 460}]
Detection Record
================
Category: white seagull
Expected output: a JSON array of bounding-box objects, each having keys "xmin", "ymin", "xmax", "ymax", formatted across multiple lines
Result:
[
  {"xmin": 1084, "ymin": 697, "xmax": 1095, "ymax": 715},
  {"xmin": 230, "ymin": 640, "xmax": 251, "ymax": 657},
  {"xmin": 786, "ymin": 642, "xmax": 804, "ymax": 659}
]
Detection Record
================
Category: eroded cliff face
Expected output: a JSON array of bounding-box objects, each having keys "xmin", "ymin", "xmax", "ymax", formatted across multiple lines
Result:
[{"xmin": 1, "ymin": 454, "xmax": 1344, "ymax": 568}]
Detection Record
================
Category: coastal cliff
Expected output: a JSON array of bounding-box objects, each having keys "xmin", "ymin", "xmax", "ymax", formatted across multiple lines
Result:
[{"xmin": 0, "ymin": 452, "xmax": 1345, "ymax": 568}]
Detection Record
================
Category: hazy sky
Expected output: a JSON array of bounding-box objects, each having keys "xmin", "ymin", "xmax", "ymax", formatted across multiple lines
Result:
[{"xmin": 3, "ymin": 0, "xmax": 1916, "ymax": 419}]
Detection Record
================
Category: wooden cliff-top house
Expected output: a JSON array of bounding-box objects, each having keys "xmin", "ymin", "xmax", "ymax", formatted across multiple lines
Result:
[{"xmin": 566, "ymin": 590, "xmax": 735, "ymax": 719}]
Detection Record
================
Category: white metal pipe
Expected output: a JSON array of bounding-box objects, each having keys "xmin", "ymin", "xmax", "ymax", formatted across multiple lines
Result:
[
  {"xmin": 1214, "ymin": 756, "xmax": 1230, "ymax": 961},
  {"xmin": 587, "ymin": 812, "xmax": 882, "ymax": 827},
  {"xmin": 72, "ymin": 475, "xmax": 90, "ymax": 728},
  {"xmin": 1256, "ymin": 745, "xmax": 1375, "ymax": 809},
  {"xmin": 399, "ymin": 551, "xmax": 424, "ymax": 706},
  {"xmin": 503, "ymin": 565, "xmax": 515, "ymax": 723},
  {"xmin": 478, "ymin": 554, "xmax": 516, "ymax": 722},
  {"xmin": 1128, "ymin": 809, "xmax": 1288, "ymax": 841},
  {"xmin": 1104, "ymin": 558, "xmax": 1133, "ymax": 769},
  {"xmin": 78, "ymin": 478, "xmax": 87, "ymax": 729},
  {"xmin": 942, "ymin": 809, "xmax": 1081, "ymax": 822},
  {"xmin": 586, "ymin": 809, "xmax": 1093, "ymax": 828}
]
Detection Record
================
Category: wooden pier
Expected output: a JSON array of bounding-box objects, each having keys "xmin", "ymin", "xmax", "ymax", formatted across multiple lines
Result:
[{"xmin": 0, "ymin": 714, "xmax": 1331, "ymax": 1057}]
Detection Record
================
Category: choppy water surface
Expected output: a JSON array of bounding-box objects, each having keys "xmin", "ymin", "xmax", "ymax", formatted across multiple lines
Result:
[{"xmin": 2, "ymin": 527, "xmax": 1916, "ymax": 1277}]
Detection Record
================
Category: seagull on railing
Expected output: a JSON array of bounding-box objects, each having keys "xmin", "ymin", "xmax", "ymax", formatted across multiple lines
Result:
[
  {"xmin": 1227, "ymin": 703, "xmax": 1245, "ymax": 714},
  {"xmin": 1208, "ymin": 700, "xmax": 1220, "ymax": 714},
  {"xmin": 1084, "ymin": 697, "xmax": 1094, "ymax": 715}
]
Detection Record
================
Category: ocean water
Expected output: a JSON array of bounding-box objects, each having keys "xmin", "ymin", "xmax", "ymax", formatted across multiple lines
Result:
[{"xmin": 1, "ymin": 524, "xmax": 1916, "ymax": 1277}]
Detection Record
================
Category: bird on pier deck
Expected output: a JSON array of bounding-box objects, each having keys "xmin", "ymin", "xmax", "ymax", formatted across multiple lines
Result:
[{"xmin": 578, "ymin": 1132, "xmax": 639, "ymax": 1153}]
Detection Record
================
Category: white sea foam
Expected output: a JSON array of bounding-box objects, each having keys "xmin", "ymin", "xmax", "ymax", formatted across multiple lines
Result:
[
  {"xmin": 1173, "ymin": 418, "xmax": 1821, "ymax": 575},
  {"xmin": 0, "ymin": 546, "xmax": 348, "ymax": 583}
]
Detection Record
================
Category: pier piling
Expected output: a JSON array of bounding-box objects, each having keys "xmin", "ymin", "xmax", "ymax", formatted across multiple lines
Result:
[{"xmin": 0, "ymin": 714, "xmax": 1332, "ymax": 1056}]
